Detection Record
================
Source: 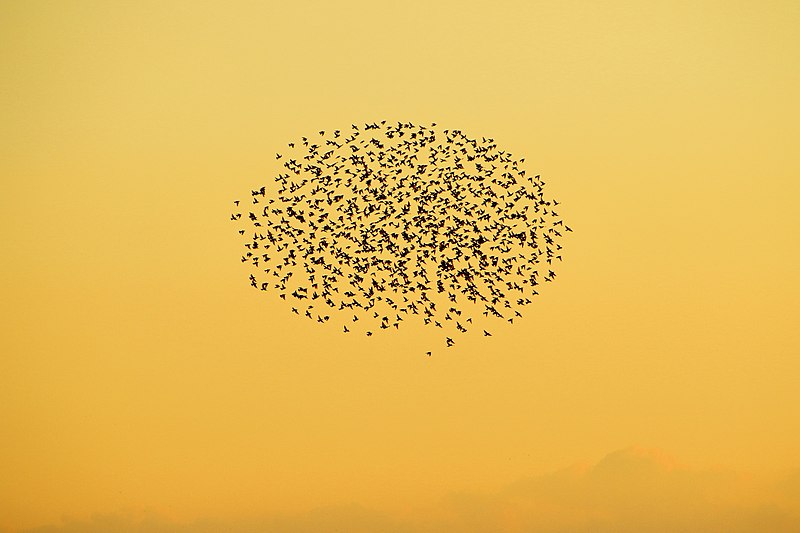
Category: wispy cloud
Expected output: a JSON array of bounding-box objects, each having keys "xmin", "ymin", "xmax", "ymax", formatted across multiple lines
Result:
[{"xmin": 19, "ymin": 447, "xmax": 800, "ymax": 533}]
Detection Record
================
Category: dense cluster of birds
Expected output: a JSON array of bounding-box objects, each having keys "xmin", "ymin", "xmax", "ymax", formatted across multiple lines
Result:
[{"xmin": 231, "ymin": 121, "xmax": 570, "ymax": 353}]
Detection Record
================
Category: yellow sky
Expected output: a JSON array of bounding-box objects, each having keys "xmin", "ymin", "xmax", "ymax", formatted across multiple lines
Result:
[{"xmin": 2, "ymin": 1, "xmax": 799, "ymax": 531}]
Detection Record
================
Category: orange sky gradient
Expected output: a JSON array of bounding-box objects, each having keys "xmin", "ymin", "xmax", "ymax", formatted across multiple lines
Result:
[{"xmin": 2, "ymin": 1, "xmax": 799, "ymax": 531}]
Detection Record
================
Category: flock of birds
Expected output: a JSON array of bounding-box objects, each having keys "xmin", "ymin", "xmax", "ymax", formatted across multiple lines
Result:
[{"xmin": 231, "ymin": 121, "xmax": 570, "ymax": 354}]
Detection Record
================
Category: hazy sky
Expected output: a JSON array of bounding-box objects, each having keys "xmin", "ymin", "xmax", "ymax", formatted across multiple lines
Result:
[{"xmin": 2, "ymin": 1, "xmax": 799, "ymax": 531}]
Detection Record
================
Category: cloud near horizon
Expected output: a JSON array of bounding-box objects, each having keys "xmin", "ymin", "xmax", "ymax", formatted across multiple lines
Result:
[{"xmin": 16, "ymin": 447, "xmax": 800, "ymax": 533}]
